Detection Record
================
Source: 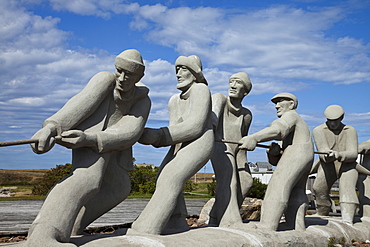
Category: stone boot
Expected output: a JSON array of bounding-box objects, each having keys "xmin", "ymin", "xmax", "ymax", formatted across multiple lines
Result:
[
  {"xmin": 340, "ymin": 202, "xmax": 357, "ymax": 225},
  {"xmin": 316, "ymin": 205, "xmax": 331, "ymax": 216}
]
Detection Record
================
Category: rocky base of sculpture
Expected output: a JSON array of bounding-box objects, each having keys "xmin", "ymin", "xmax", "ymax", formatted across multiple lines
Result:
[
  {"xmin": 70, "ymin": 216, "xmax": 370, "ymax": 246},
  {"xmin": 197, "ymin": 197, "xmax": 262, "ymax": 225},
  {"xmin": 6, "ymin": 215, "xmax": 370, "ymax": 246}
]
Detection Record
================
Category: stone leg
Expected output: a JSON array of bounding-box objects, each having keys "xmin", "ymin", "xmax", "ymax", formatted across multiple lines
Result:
[
  {"xmin": 339, "ymin": 167, "xmax": 359, "ymax": 225},
  {"xmin": 210, "ymin": 144, "xmax": 241, "ymax": 227},
  {"xmin": 285, "ymin": 172, "xmax": 309, "ymax": 231},
  {"xmin": 26, "ymin": 150, "xmax": 109, "ymax": 247},
  {"xmin": 163, "ymin": 193, "xmax": 189, "ymax": 233},
  {"xmin": 131, "ymin": 131, "xmax": 213, "ymax": 235},
  {"xmin": 72, "ymin": 161, "xmax": 131, "ymax": 235},
  {"xmin": 360, "ymin": 155, "xmax": 370, "ymax": 219},
  {"xmin": 341, "ymin": 203, "xmax": 357, "ymax": 225},
  {"xmin": 260, "ymin": 149, "xmax": 312, "ymax": 231},
  {"xmin": 312, "ymin": 163, "xmax": 337, "ymax": 216},
  {"xmin": 236, "ymin": 148, "xmax": 253, "ymax": 207}
]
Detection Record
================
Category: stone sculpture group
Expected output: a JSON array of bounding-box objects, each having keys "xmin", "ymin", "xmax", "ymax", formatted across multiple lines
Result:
[{"xmin": 12, "ymin": 49, "xmax": 370, "ymax": 246}]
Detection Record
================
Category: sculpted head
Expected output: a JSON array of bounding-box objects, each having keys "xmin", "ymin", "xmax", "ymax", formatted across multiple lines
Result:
[
  {"xmin": 114, "ymin": 49, "xmax": 145, "ymax": 93},
  {"xmin": 175, "ymin": 55, "xmax": 207, "ymax": 91},
  {"xmin": 271, "ymin": 92, "xmax": 298, "ymax": 118},
  {"xmin": 324, "ymin": 105, "xmax": 344, "ymax": 131},
  {"xmin": 229, "ymin": 72, "xmax": 252, "ymax": 99}
]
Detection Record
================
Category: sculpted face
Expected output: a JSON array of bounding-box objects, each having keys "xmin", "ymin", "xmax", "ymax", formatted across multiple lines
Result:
[
  {"xmin": 229, "ymin": 77, "xmax": 247, "ymax": 99},
  {"xmin": 115, "ymin": 65, "xmax": 140, "ymax": 93},
  {"xmin": 176, "ymin": 65, "xmax": 196, "ymax": 91},
  {"xmin": 326, "ymin": 118, "xmax": 342, "ymax": 131},
  {"xmin": 274, "ymin": 98, "xmax": 294, "ymax": 117}
]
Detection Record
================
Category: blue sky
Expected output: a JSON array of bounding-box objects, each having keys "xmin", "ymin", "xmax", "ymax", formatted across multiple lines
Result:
[{"xmin": 0, "ymin": 0, "xmax": 369, "ymax": 173}]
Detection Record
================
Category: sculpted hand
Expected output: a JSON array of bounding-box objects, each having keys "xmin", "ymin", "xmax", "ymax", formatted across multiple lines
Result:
[
  {"xmin": 326, "ymin": 150, "xmax": 340, "ymax": 161},
  {"xmin": 139, "ymin": 128, "xmax": 163, "ymax": 147},
  {"xmin": 58, "ymin": 130, "xmax": 96, "ymax": 149},
  {"xmin": 239, "ymin": 136, "xmax": 257, "ymax": 151},
  {"xmin": 267, "ymin": 142, "xmax": 281, "ymax": 156},
  {"xmin": 30, "ymin": 124, "xmax": 57, "ymax": 154}
]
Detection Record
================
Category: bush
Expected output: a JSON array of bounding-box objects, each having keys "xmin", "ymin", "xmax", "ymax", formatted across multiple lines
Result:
[
  {"xmin": 32, "ymin": 163, "xmax": 72, "ymax": 196},
  {"xmin": 247, "ymin": 178, "xmax": 268, "ymax": 199},
  {"xmin": 183, "ymin": 180, "xmax": 197, "ymax": 192},
  {"xmin": 207, "ymin": 180, "xmax": 217, "ymax": 196},
  {"xmin": 129, "ymin": 166, "xmax": 159, "ymax": 194}
]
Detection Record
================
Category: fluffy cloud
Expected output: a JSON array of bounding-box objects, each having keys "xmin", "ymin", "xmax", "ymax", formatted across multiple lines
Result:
[{"xmin": 127, "ymin": 3, "xmax": 370, "ymax": 87}]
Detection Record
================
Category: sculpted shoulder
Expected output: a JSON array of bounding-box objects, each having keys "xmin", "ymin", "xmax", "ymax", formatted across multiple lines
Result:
[
  {"xmin": 134, "ymin": 81, "xmax": 150, "ymax": 99},
  {"xmin": 88, "ymin": 71, "xmax": 116, "ymax": 90},
  {"xmin": 192, "ymin": 82, "xmax": 210, "ymax": 92}
]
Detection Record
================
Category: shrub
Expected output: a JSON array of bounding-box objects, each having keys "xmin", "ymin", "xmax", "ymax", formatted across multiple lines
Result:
[
  {"xmin": 207, "ymin": 180, "xmax": 217, "ymax": 196},
  {"xmin": 32, "ymin": 163, "xmax": 72, "ymax": 196},
  {"xmin": 129, "ymin": 165, "xmax": 159, "ymax": 194},
  {"xmin": 247, "ymin": 178, "xmax": 268, "ymax": 199},
  {"xmin": 183, "ymin": 180, "xmax": 197, "ymax": 192}
]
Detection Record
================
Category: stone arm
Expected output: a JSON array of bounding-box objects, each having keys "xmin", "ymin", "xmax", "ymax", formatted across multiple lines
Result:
[
  {"xmin": 158, "ymin": 83, "xmax": 211, "ymax": 146},
  {"xmin": 95, "ymin": 96, "xmax": 150, "ymax": 153},
  {"xmin": 236, "ymin": 108, "xmax": 253, "ymax": 167},
  {"xmin": 240, "ymin": 112, "xmax": 296, "ymax": 151},
  {"xmin": 31, "ymin": 72, "xmax": 115, "ymax": 154},
  {"xmin": 312, "ymin": 126, "xmax": 332, "ymax": 162},
  {"xmin": 44, "ymin": 72, "xmax": 115, "ymax": 133},
  {"xmin": 211, "ymin": 93, "xmax": 226, "ymax": 130},
  {"xmin": 336, "ymin": 126, "xmax": 358, "ymax": 162}
]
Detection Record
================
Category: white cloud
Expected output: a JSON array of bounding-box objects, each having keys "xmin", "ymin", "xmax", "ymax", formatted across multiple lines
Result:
[
  {"xmin": 126, "ymin": 4, "xmax": 370, "ymax": 86},
  {"xmin": 8, "ymin": 97, "xmax": 45, "ymax": 106}
]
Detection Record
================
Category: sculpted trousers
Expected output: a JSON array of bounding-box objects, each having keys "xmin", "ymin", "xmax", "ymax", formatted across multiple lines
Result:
[
  {"xmin": 260, "ymin": 144, "xmax": 313, "ymax": 231},
  {"xmin": 313, "ymin": 162, "xmax": 358, "ymax": 216},
  {"xmin": 132, "ymin": 130, "xmax": 214, "ymax": 234}
]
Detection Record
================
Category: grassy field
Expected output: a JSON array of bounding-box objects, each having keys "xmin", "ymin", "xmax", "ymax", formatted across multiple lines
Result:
[{"xmin": 0, "ymin": 169, "xmax": 214, "ymax": 201}]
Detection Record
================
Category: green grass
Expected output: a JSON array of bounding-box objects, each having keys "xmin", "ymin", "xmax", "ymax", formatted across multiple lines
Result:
[{"xmin": 0, "ymin": 182, "xmax": 214, "ymax": 201}]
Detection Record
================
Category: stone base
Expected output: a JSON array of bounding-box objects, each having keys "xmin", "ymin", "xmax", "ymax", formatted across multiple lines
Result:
[
  {"xmin": 7, "ymin": 215, "xmax": 370, "ymax": 246},
  {"xmin": 64, "ymin": 215, "xmax": 370, "ymax": 247}
]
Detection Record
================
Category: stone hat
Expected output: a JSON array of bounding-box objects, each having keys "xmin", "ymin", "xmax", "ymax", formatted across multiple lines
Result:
[
  {"xmin": 175, "ymin": 55, "xmax": 207, "ymax": 84},
  {"xmin": 324, "ymin": 105, "xmax": 344, "ymax": 120},
  {"xmin": 271, "ymin": 92, "xmax": 298, "ymax": 108},
  {"xmin": 115, "ymin": 49, "xmax": 145, "ymax": 76},
  {"xmin": 230, "ymin": 72, "xmax": 252, "ymax": 93}
]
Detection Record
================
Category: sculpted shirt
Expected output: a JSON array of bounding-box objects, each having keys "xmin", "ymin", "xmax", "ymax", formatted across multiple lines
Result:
[
  {"xmin": 43, "ymin": 71, "xmax": 150, "ymax": 170},
  {"xmin": 313, "ymin": 123, "xmax": 358, "ymax": 164},
  {"xmin": 313, "ymin": 123, "xmax": 358, "ymax": 175},
  {"xmin": 156, "ymin": 83, "xmax": 213, "ymax": 148}
]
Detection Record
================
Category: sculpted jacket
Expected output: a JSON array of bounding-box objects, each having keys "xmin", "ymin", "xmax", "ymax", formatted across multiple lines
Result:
[
  {"xmin": 43, "ymin": 71, "xmax": 151, "ymax": 170},
  {"xmin": 313, "ymin": 123, "xmax": 358, "ymax": 168},
  {"xmin": 211, "ymin": 93, "xmax": 252, "ymax": 164}
]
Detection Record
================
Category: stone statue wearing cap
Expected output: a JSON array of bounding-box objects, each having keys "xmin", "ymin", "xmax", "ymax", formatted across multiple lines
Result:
[
  {"xmin": 25, "ymin": 49, "xmax": 151, "ymax": 246},
  {"xmin": 358, "ymin": 139, "xmax": 370, "ymax": 220},
  {"xmin": 131, "ymin": 55, "xmax": 214, "ymax": 235},
  {"xmin": 209, "ymin": 72, "xmax": 253, "ymax": 227},
  {"xmin": 312, "ymin": 105, "xmax": 358, "ymax": 225},
  {"xmin": 239, "ymin": 92, "xmax": 314, "ymax": 231}
]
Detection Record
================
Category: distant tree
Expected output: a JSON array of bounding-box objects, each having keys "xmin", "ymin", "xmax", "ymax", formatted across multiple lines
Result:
[
  {"xmin": 32, "ymin": 163, "xmax": 72, "ymax": 196},
  {"xmin": 129, "ymin": 165, "xmax": 159, "ymax": 194},
  {"xmin": 207, "ymin": 180, "xmax": 217, "ymax": 196},
  {"xmin": 183, "ymin": 180, "xmax": 197, "ymax": 192},
  {"xmin": 247, "ymin": 178, "xmax": 268, "ymax": 199}
]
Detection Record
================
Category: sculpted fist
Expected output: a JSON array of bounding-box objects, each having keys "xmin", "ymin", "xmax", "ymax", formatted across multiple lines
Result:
[
  {"xmin": 58, "ymin": 130, "xmax": 96, "ymax": 149},
  {"xmin": 267, "ymin": 142, "xmax": 281, "ymax": 156},
  {"xmin": 139, "ymin": 128, "xmax": 164, "ymax": 147},
  {"xmin": 239, "ymin": 135, "xmax": 257, "ymax": 151},
  {"xmin": 30, "ymin": 123, "xmax": 57, "ymax": 154}
]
